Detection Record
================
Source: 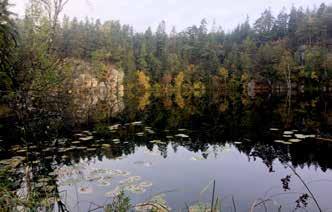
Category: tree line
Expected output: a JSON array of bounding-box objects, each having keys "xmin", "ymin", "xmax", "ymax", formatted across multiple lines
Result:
[{"xmin": 1, "ymin": 0, "xmax": 332, "ymax": 97}]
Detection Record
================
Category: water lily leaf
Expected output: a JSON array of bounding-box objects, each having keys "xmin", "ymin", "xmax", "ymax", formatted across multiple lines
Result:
[
  {"xmin": 87, "ymin": 148, "xmax": 97, "ymax": 151},
  {"xmin": 283, "ymin": 134, "xmax": 292, "ymax": 138},
  {"xmin": 190, "ymin": 156, "xmax": 205, "ymax": 161},
  {"xmin": 138, "ymin": 181, "xmax": 153, "ymax": 188},
  {"xmin": 178, "ymin": 129, "xmax": 187, "ymax": 132},
  {"xmin": 83, "ymin": 131, "xmax": 92, "ymax": 135},
  {"xmin": 146, "ymin": 129, "xmax": 155, "ymax": 134},
  {"xmin": 294, "ymin": 134, "xmax": 316, "ymax": 139},
  {"xmin": 79, "ymin": 136, "xmax": 94, "ymax": 141},
  {"xmin": 86, "ymin": 174, "xmax": 102, "ymax": 181},
  {"xmin": 150, "ymin": 140, "xmax": 166, "ymax": 145},
  {"xmin": 108, "ymin": 169, "xmax": 130, "ymax": 177},
  {"xmin": 283, "ymin": 131, "xmax": 294, "ymax": 135},
  {"xmin": 120, "ymin": 176, "xmax": 141, "ymax": 185},
  {"xmin": 289, "ymin": 138, "xmax": 301, "ymax": 143},
  {"xmin": 97, "ymin": 179, "xmax": 111, "ymax": 187},
  {"xmin": 103, "ymin": 175, "xmax": 113, "ymax": 181},
  {"xmin": 74, "ymin": 133, "xmax": 84, "ymax": 137},
  {"xmin": 234, "ymin": 142, "xmax": 242, "ymax": 144},
  {"xmin": 274, "ymin": 140, "xmax": 292, "ymax": 145},
  {"xmin": 72, "ymin": 141, "xmax": 81, "ymax": 144},
  {"xmin": 102, "ymin": 144, "xmax": 111, "ymax": 148},
  {"xmin": 64, "ymin": 147, "xmax": 75, "ymax": 152},
  {"xmin": 136, "ymin": 132, "xmax": 144, "ymax": 136},
  {"xmin": 125, "ymin": 184, "xmax": 146, "ymax": 194},
  {"xmin": 175, "ymin": 134, "xmax": 189, "ymax": 138},
  {"xmin": 269, "ymin": 128, "xmax": 279, "ymax": 131},
  {"xmin": 109, "ymin": 124, "xmax": 121, "ymax": 131},
  {"xmin": 131, "ymin": 121, "xmax": 142, "ymax": 126}
]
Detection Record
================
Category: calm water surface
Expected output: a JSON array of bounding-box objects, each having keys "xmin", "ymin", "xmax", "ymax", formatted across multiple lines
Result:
[{"xmin": 0, "ymin": 91, "xmax": 332, "ymax": 211}]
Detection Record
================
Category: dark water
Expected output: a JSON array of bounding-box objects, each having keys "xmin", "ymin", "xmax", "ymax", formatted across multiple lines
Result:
[{"xmin": 0, "ymin": 91, "xmax": 332, "ymax": 211}]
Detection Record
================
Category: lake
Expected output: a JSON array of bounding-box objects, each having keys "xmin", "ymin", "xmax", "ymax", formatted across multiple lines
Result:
[{"xmin": 0, "ymin": 90, "xmax": 332, "ymax": 211}]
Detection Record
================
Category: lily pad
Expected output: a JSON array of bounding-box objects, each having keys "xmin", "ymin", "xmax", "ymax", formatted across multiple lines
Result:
[
  {"xmin": 283, "ymin": 131, "xmax": 294, "ymax": 135},
  {"xmin": 79, "ymin": 136, "xmax": 94, "ymax": 141},
  {"xmin": 138, "ymin": 181, "xmax": 153, "ymax": 188},
  {"xmin": 131, "ymin": 121, "xmax": 142, "ymax": 126},
  {"xmin": 120, "ymin": 176, "xmax": 141, "ymax": 185},
  {"xmin": 97, "ymin": 179, "xmax": 111, "ymax": 187},
  {"xmin": 102, "ymin": 144, "xmax": 111, "ymax": 148},
  {"xmin": 175, "ymin": 134, "xmax": 189, "ymax": 138},
  {"xmin": 269, "ymin": 128, "xmax": 279, "ymax": 131},
  {"xmin": 150, "ymin": 140, "xmax": 166, "ymax": 145},
  {"xmin": 289, "ymin": 138, "xmax": 301, "ymax": 143},
  {"xmin": 136, "ymin": 132, "xmax": 144, "ymax": 136},
  {"xmin": 125, "ymin": 184, "xmax": 146, "ymax": 194},
  {"xmin": 191, "ymin": 156, "xmax": 205, "ymax": 161},
  {"xmin": 109, "ymin": 124, "xmax": 121, "ymax": 131},
  {"xmin": 146, "ymin": 129, "xmax": 155, "ymax": 134},
  {"xmin": 83, "ymin": 131, "xmax": 92, "ymax": 135},
  {"xmin": 108, "ymin": 169, "xmax": 130, "ymax": 177},
  {"xmin": 87, "ymin": 148, "xmax": 97, "ymax": 151}
]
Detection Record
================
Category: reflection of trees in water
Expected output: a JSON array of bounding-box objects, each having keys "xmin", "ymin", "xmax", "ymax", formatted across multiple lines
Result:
[{"xmin": 1, "ymin": 89, "xmax": 332, "ymax": 210}]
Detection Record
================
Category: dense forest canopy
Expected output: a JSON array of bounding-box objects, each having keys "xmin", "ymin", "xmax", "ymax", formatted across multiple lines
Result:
[{"xmin": 0, "ymin": 0, "xmax": 332, "ymax": 97}]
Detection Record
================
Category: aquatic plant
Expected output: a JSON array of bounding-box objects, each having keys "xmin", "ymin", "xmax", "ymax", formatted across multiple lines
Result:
[{"xmin": 105, "ymin": 191, "xmax": 131, "ymax": 212}]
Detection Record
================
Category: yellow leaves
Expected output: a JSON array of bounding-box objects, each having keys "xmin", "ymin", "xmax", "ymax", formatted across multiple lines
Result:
[
  {"xmin": 310, "ymin": 71, "xmax": 318, "ymax": 80},
  {"xmin": 138, "ymin": 92, "xmax": 151, "ymax": 111},
  {"xmin": 241, "ymin": 72, "xmax": 249, "ymax": 83},
  {"xmin": 175, "ymin": 71, "xmax": 185, "ymax": 90},
  {"xmin": 193, "ymin": 81, "xmax": 204, "ymax": 90},
  {"xmin": 218, "ymin": 67, "xmax": 229, "ymax": 79},
  {"xmin": 136, "ymin": 70, "xmax": 151, "ymax": 90},
  {"xmin": 175, "ymin": 91, "xmax": 185, "ymax": 109}
]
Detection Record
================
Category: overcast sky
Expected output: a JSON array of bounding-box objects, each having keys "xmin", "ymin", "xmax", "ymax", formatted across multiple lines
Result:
[{"xmin": 11, "ymin": 0, "xmax": 330, "ymax": 33}]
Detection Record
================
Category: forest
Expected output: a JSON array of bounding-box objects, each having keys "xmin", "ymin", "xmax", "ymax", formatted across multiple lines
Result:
[
  {"xmin": 1, "ymin": 0, "xmax": 332, "ymax": 211},
  {"xmin": 0, "ymin": 0, "xmax": 332, "ymax": 100}
]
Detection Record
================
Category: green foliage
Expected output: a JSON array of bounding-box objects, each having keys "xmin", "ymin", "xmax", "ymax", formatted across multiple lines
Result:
[
  {"xmin": 1, "ymin": 1, "xmax": 332, "ymax": 95},
  {"xmin": 0, "ymin": 0, "xmax": 17, "ymax": 93},
  {"xmin": 105, "ymin": 191, "xmax": 131, "ymax": 212}
]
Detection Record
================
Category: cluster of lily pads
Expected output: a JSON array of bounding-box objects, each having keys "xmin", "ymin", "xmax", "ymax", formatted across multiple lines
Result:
[
  {"xmin": 270, "ymin": 128, "xmax": 316, "ymax": 145},
  {"xmin": 54, "ymin": 164, "xmax": 153, "ymax": 197}
]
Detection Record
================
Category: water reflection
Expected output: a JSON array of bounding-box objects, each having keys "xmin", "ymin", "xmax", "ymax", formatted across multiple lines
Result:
[{"xmin": 0, "ymin": 90, "xmax": 331, "ymax": 211}]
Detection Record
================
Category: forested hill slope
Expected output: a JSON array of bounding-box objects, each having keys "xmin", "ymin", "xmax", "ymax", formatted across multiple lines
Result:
[{"xmin": 1, "ymin": 1, "xmax": 332, "ymax": 95}]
